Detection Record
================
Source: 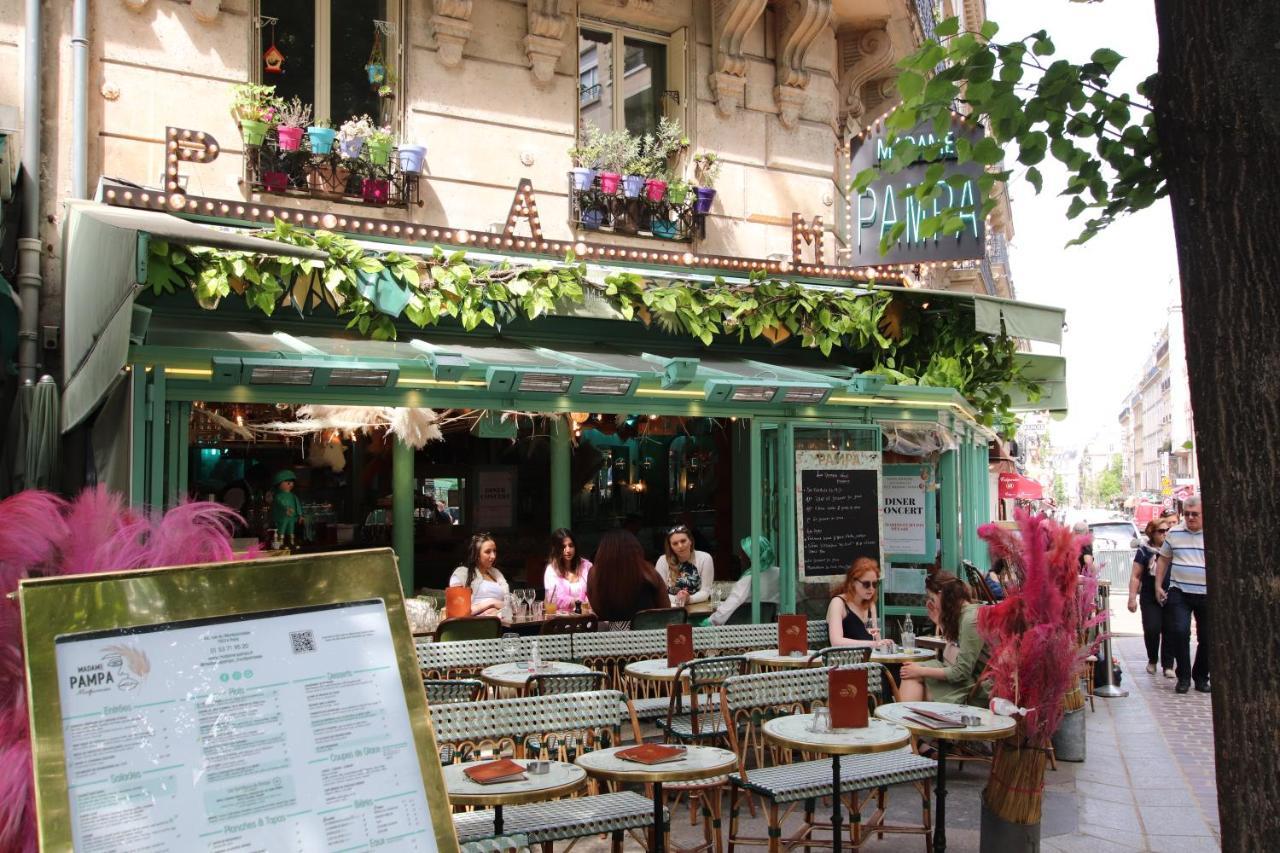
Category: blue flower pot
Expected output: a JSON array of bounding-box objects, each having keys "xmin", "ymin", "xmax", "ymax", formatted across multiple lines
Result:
[
  {"xmin": 571, "ymin": 167, "xmax": 597, "ymax": 191},
  {"xmin": 581, "ymin": 209, "xmax": 605, "ymax": 230},
  {"xmin": 339, "ymin": 136, "xmax": 365, "ymax": 159},
  {"xmin": 651, "ymin": 217, "xmax": 678, "ymax": 239},
  {"xmin": 694, "ymin": 186, "xmax": 717, "ymax": 214},
  {"xmin": 367, "ymin": 63, "xmax": 386, "ymax": 85},
  {"xmin": 398, "ymin": 144, "xmax": 427, "ymax": 174},
  {"xmin": 622, "ymin": 174, "xmax": 646, "ymax": 198},
  {"xmin": 307, "ymin": 127, "xmax": 337, "ymax": 154}
]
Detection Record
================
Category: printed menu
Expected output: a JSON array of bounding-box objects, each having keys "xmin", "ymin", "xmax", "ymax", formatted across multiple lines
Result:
[{"xmin": 55, "ymin": 599, "xmax": 436, "ymax": 853}]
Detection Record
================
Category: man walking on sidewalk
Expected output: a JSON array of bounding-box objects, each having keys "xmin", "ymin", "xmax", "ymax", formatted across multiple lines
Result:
[{"xmin": 1155, "ymin": 495, "xmax": 1208, "ymax": 694}]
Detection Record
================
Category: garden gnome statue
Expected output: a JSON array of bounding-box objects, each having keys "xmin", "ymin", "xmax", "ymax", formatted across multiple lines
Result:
[{"xmin": 271, "ymin": 469, "xmax": 305, "ymax": 548}]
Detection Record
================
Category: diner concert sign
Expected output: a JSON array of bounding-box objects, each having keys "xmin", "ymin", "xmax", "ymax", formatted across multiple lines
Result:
[
  {"xmin": 20, "ymin": 550, "xmax": 458, "ymax": 852},
  {"xmin": 881, "ymin": 463, "xmax": 935, "ymax": 562},
  {"xmin": 795, "ymin": 450, "xmax": 883, "ymax": 581}
]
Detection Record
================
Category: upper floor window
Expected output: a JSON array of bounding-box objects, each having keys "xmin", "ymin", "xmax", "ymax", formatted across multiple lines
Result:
[
  {"xmin": 579, "ymin": 23, "xmax": 682, "ymax": 139},
  {"xmin": 257, "ymin": 0, "xmax": 396, "ymax": 127}
]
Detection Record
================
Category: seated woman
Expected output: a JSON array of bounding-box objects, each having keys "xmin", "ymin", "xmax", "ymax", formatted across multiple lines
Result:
[
  {"xmin": 586, "ymin": 530, "xmax": 669, "ymax": 627},
  {"xmin": 700, "ymin": 536, "xmax": 780, "ymax": 626},
  {"xmin": 447, "ymin": 533, "xmax": 509, "ymax": 616},
  {"xmin": 655, "ymin": 524, "xmax": 715, "ymax": 607},
  {"xmin": 826, "ymin": 556, "xmax": 896, "ymax": 650},
  {"xmin": 543, "ymin": 527, "xmax": 593, "ymax": 612},
  {"xmin": 898, "ymin": 571, "xmax": 989, "ymax": 706}
]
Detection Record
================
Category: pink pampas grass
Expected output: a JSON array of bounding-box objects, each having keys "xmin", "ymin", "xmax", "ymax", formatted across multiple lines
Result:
[{"xmin": 0, "ymin": 487, "xmax": 251, "ymax": 851}]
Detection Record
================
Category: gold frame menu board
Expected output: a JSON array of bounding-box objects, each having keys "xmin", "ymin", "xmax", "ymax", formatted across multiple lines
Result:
[{"xmin": 20, "ymin": 549, "xmax": 459, "ymax": 852}]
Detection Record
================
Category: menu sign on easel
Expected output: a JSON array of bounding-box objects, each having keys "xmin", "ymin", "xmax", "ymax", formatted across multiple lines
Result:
[
  {"xmin": 21, "ymin": 550, "xmax": 458, "ymax": 852},
  {"xmin": 795, "ymin": 450, "xmax": 882, "ymax": 580}
]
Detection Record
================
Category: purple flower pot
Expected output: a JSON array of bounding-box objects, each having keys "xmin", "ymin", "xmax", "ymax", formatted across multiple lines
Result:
[
  {"xmin": 339, "ymin": 136, "xmax": 365, "ymax": 159},
  {"xmin": 694, "ymin": 186, "xmax": 717, "ymax": 214},
  {"xmin": 262, "ymin": 171, "xmax": 288, "ymax": 192},
  {"xmin": 398, "ymin": 144, "xmax": 427, "ymax": 174},
  {"xmin": 622, "ymin": 175, "xmax": 646, "ymax": 198},
  {"xmin": 361, "ymin": 178, "xmax": 390, "ymax": 204}
]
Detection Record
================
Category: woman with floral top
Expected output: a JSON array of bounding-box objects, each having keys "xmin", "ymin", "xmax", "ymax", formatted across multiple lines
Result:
[{"xmin": 655, "ymin": 524, "xmax": 715, "ymax": 607}]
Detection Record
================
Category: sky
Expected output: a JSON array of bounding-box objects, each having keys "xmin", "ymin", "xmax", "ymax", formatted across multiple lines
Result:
[{"xmin": 983, "ymin": 0, "xmax": 1182, "ymax": 453}]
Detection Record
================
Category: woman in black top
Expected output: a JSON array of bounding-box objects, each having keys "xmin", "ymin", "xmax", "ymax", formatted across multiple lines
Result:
[
  {"xmin": 826, "ymin": 557, "xmax": 896, "ymax": 650},
  {"xmin": 1127, "ymin": 517, "xmax": 1175, "ymax": 676}
]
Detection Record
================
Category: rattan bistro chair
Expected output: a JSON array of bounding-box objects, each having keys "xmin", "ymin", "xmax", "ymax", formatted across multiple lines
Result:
[
  {"xmin": 527, "ymin": 671, "xmax": 608, "ymax": 696},
  {"xmin": 422, "ymin": 677, "xmax": 485, "ymax": 705},
  {"xmin": 806, "ymin": 646, "xmax": 869, "ymax": 668},
  {"xmin": 432, "ymin": 615, "xmax": 502, "ymax": 643}
]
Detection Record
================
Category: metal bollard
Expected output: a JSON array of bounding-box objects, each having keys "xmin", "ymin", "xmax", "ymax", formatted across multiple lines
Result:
[{"xmin": 1093, "ymin": 579, "xmax": 1128, "ymax": 698}]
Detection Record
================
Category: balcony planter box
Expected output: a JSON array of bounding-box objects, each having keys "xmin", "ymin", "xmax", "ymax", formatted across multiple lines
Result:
[
  {"xmin": 398, "ymin": 144, "xmax": 427, "ymax": 174},
  {"xmin": 651, "ymin": 216, "xmax": 678, "ymax": 239},
  {"xmin": 622, "ymin": 174, "xmax": 645, "ymax": 198},
  {"xmin": 308, "ymin": 163, "xmax": 349, "ymax": 196},
  {"xmin": 239, "ymin": 120, "xmax": 268, "ymax": 147},
  {"xmin": 362, "ymin": 178, "xmax": 390, "ymax": 204},
  {"xmin": 366, "ymin": 140, "xmax": 393, "ymax": 167},
  {"xmin": 307, "ymin": 127, "xmax": 337, "ymax": 154},
  {"xmin": 571, "ymin": 167, "xmax": 596, "ymax": 191},
  {"xmin": 599, "ymin": 171, "xmax": 621, "ymax": 194},
  {"xmin": 277, "ymin": 126, "xmax": 305, "ymax": 151},
  {"xmin": 694, "ymin": 186, "xmax": 717, "ymax": 214},
  {"xmin": 644, "ymin": 179, "xmax": 668, "ymax": 202},
  {"xmin": 262, "ymin": 171, "xmax": 289, "ymax": 192},
  {"xmin": 339, "ymin": 136, "xmax": 365, "ymax": 159}
]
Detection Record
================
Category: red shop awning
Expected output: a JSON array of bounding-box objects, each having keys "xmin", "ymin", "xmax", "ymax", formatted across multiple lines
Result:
[{"xmin": 998, "ymin": 472, "xmax": 1044, "ymax": 500}]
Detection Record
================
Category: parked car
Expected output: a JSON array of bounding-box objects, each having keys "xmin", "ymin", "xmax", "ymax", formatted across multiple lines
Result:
[{"xmin": 1087, "ymin": 519, "xmax": 1141, "ymax": 551}]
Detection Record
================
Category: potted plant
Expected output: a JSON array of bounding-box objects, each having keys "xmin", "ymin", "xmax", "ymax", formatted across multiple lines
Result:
[
  {"xmin": 307, "ymin": 119, "xmax": 336, "ymax": 155},
  {"xmin": 337, "ymin": 115, "xmax": 374, "ymax": 159},
  {"xmin": 693, "ymin": 152, "xmax": 720, "ymax": 213},
  {"xmin": 275, "ymin": 97, "xmax": 312, "ymax": 152},
  {"xmin": 365, "ymin": 125, "xmax": 395, "ymax": 167},
  {"xmin": 622, "ymin": 138, "xmax": 652, "ymax": 199},
  {"xmin": 643, "ymin": 117, "xmax": 686, "ymax": 202},
  {"xmin": 568, "ymin": 125, "xmax": 606, "ymax": 191},
  {"xmin": 398, "ymin": 139, "xmax": 427, "ymax": 174},
  {"xmin": 596, "ymin": 129, "xmax": 637, "ymax": 195},
  {"xmin": 231, "ymin": 83, "xmax": 281, "ymax": 147},
  {"xmin": 667, "ymin": 176, "xmax": 692, "ymax": 205}
]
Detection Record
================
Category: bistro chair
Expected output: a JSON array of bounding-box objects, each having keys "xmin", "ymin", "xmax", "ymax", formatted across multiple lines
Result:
[
  {"xmin": 527, "ymin": 671, "xmax": 607, "ymax": 696},
  {"xmin": 433, "ymin": 615, "xmax": 502, "ymax": 643},
  {"xmin": 963, "ymin": 560, "xmax": 999, "ymax": 604},
  {"xmin": 422, "ymin": 678, "xmax": 485, "ymax": 705},
  {"xmin": 539, "ymin": 613, "xmax": 599, "ymax": 635},
  {"xmin": 723, "ymin": 600, "xmax": 777, "ymax": 625},
  {"xmin": 806, "ymin": 646, "xmax": 869, "ymax": 668},
  {"xmin": 632, "ymin": 606, "xmax": 687, "ymax": 631}
]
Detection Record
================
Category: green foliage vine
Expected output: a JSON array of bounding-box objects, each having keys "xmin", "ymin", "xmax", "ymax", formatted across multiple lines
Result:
[{"xmin": 144, "ymin": 219, "xmax": 1037, "ymax": 428}]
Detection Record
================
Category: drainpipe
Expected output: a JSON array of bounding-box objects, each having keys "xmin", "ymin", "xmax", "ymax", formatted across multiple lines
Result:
[
  {"xmin": 16, "ymin": 0, "xmax": 43, "ymax": 384},
  {"xmin": 71, "ymin": 0, "xmax": 89, "ymax": 200}
]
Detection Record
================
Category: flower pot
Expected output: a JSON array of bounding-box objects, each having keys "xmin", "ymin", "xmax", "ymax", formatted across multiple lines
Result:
[
  {"xmin": 1051, "ymin": 705, "xmax": 1086, "ymax": 762},
  {"xmin": 240, "ymin": 119, "xmax": 268, "ymax": 147},
  {"xmin": 277, "ymin": 126, "xmax": 304, "ymax": 151},
  {"xmin": 339, "ymin": 136, "xmax": 365, "ymax": 159},
  {"xmin": 571, "ymin": 167, "xmax": 597, "ymax": 191},
  {"xmin": 261, "ymin": 171, "xmax": 288, "ymax": 192},
  {"xmin": 694, "ymin": 186, "xmax": 717, "ymax": 213},
  {"xmin": 644, "ymin": 179, "xmax": 668, "ymax": 202},
  {"xmin": 581, "ymin": 209, "xmax": 604, "ymax": 230},
  {"xmin": 366, "ymin": 140, "xmax": 392, "ymax": 167},
  {"xmin": 651, "ymin": 216, "xmax": 678, "ymax": 239},
  {"xmin": 361, "ymin": 177, "xmax": 390, "ymax": 204},
  {"xmin": 367, "ymin": 63, "xmax": 386, "ymax": 85},
  {"xmin": 307, "ymin": 127, "xmax": 337, "ymax": 154},
  {"xmin": 667, "ymin": 185, "xmax": 690, "ymax": 204},
  {"xmin": 599, "ymin": 171, "xmax": 621, "ymax": 194},
  {"xmin": 980, "ymin": 800, "xmax": 1040, "ymax": 853},
  {"xmin": 398, "ymin": 144, "xmax": 427, "ymax": 174},
  {"xmin": 622, "ymin": 174, "xmax": 645, "ymax": 198},
  {"xmin": 308, "ymin": 163, "xmax": 350, "ymax": 196}
]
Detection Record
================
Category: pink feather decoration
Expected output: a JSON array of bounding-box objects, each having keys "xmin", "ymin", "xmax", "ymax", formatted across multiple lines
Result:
[
  {"xmin": 977, "ymin": 509, "xmax": 1105, "ymax": 748},
  {"xmin": 0, "ymin": 488, "xmax": 252, "ymax": 850}
]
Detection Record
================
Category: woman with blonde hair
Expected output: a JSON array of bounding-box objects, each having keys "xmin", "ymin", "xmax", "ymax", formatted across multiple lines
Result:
[
  {"xmin": 656, "ymin": 524, "xmax": 715, "ymax": 607},
  {"xmin": 826, "ymin": 556, "xmax": 895, "ymax": 650}
]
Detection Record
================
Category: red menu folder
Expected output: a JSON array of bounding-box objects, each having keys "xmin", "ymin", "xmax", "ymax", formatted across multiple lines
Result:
[
  {"xmin": 463, "ymin": 758, "xmax": 527, "ymax": 784},
  {"xmin": 778, "ymin": 614, "xmax": 808, "ymax": 656},
  {"xmin": 828, "ymin": 668, "xmax": 869, "ymax": 729},
  {"xmin": 616, "ymin": 743, "xmax": 686, "ymax": 765},
  {"xmin": 667, "ymin": 624, "xmax": 694, "ymax": 666}
]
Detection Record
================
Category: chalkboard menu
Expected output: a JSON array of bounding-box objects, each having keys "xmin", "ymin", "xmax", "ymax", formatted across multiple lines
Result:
[{"xmin": 795, "ymin": 450, "xmax": 882, "ymax": 579}]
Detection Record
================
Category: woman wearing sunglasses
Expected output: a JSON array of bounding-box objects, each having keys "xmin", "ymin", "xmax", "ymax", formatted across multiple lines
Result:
[
  {"xmin": 826, "ymin": 556, "xmax": 895, "ymax": 650},
  {"xmin": 1128, "ymin": 517, "xmax": 1177, "ymax": 677}
]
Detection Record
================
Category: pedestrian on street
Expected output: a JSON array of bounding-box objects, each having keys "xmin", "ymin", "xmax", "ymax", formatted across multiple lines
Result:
[
  {"xmin": 1154, "ymin": 495, "xmax": 1209, "ymax": 694},
  {"xmin": 1128, "ymin": 518, "xmax": 1175, "ymax": 677}
]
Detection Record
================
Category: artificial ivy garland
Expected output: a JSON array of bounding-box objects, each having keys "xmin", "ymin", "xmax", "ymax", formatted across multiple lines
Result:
[{"xmin": 145, "ymin": 220, "xmax": 1038, "ymax": 429}]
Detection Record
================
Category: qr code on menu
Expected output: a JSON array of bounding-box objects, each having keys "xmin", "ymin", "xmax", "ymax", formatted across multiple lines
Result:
[{"xmin": 290, "ymin": 630, "xmax": 316, "ymax": 654}]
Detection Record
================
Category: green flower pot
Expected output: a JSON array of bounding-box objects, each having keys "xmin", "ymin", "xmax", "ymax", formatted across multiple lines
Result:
[
  {"xmin": 366, "ymin": 140, "xmax": 392, "ymax": 167},
  {"xmin": 240, "ymin": 120, "xmax": 268, "ymax": 147},
  {"xmin": 667, "ymin": 185, "xmax": 690, "ymax": 204}
]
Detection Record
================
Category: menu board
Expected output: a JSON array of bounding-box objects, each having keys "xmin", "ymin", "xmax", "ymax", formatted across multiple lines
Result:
[
  {"xmin": 795, "ymin": 450, "xmax": 882, "ymax": 580},
  {"xmin": 882, "ymin": 463, "xmax": 934, "ymax": 561},
  {"xmin": 54, "ymin": 600, "xmax": 436, "ymax": 853}
]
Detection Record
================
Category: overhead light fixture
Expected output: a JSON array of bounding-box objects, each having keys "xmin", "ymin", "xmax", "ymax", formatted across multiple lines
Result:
[
  {"xmin": 577, "ymin": 375, "xmax": 635, "ymax": 396},
  {"xmin": 488, "ymin": 367, "xmax": 639, "ymax": 397},
  {"xmin": 328, "ymin": 367, "xmax": 394, "ymax": 387},
  {"xmin": 212, "ymin": 357, "xmax": 398, "ymax": 388},
  {"xmin": 248, "ymin": 364, "xmax": 315, "ymax": 385},
  {"xmin": 410, "ymin": 340, "xmax": 470, "ymax": 380},
  {"xmin": 659, "ymin": 357, "xmax": 700, "ymax": 389},
  {"xmin": 518, "ymin": 372, "xmax": 574, "ymax": 394},
  {"xmin": 781, "ymin": 385, "xmax": 833, "ymax": 405}
]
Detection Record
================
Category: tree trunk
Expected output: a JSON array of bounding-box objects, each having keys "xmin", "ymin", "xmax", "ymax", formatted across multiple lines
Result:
[{"xmin": 1151, "ymin": 2, "xmax": 1280, "ymax": 848}]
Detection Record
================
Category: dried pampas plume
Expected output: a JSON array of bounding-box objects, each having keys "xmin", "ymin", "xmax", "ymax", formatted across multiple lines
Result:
[{"xmin": 258, "ymin": 405, "xmax": 444, "ymax": 449}]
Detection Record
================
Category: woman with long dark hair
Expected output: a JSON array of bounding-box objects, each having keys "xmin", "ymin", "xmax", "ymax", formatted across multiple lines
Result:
[
  {"xmin": 1128, "ymin": 517, "xmax": 1176, "ymax": 677},
  {"xmin": 586, "ymin": 529, "xmax": 668, "ymax": 625},
  {"xmin": 543, "ymin": 527, "xmax": 593, "ymax": 612},
  {"xmin": 448, "ymin": 532, "xmax": 509, "ymax": 616},
  {"xmin": 898, "ymin": 571, "xmax": 988, "ymax": 705}
]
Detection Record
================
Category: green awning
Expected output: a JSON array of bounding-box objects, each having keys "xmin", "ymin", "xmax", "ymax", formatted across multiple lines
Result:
[
  {"xmin": 1008, "ymin": 353, "xmax": 1067, "ymax": 413},
  {"xmin": 972, "ymin": 296, "xmax": 1064, "ymax": 345}
]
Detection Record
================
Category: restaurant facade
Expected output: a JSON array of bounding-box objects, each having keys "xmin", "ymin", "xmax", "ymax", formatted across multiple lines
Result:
[{"xmin": 4, "ymin": 0, "xmax": 1066, "ymax": 619}]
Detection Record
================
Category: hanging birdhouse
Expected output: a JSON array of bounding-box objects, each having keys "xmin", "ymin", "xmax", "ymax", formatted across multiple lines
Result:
[{"xmin": 264, "ymin": 43, "xmax": 285, "ymax": 74}]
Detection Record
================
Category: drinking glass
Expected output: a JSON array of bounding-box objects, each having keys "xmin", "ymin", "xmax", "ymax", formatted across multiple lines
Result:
[
  {"xmin": 810, "ymin": 707, "xmax": 831, "ymax": 733},
  {"xmin": 502, "ymin": 632, "xmax": 520, "ymax": 667}
]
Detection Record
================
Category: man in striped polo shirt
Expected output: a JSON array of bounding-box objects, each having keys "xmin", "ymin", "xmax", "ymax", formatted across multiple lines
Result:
[{"xmin": 1155, "ymin": 495, "xmax": 1208, "ymax": 694}]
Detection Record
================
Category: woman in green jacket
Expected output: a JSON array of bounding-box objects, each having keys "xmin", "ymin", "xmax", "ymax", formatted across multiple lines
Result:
[{"xmin": 898, "ymin": 571, "xmax": 989, "ymax": 706}]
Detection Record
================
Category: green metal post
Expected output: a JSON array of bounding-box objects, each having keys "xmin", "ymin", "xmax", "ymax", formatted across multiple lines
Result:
[
  {"xmin": 165, "ymin": 402, "xmax": 182, "ymax": 509},
  {"xmin": 549, "ymin": 415, "xmax": 571, "ymax": 531},
  {"xmin": 940, "ymin": 448, "xmax": 959, "ymax": 572},
  {"xmin": 748, "ymin": 419, "xmax": 762, "ymax": 622},
  {"xmin": 130, "ymin": 369, "xmax": 147, "ymax": 507},
  {"xmin": 975, "ymin": 439, "xmax": 991, "ymax": 571},
  {"xmin": 778, "ymin": 422, "xmax": 797, "ymax": 615},
  {"xmin": 176, "ymin": 402, "xmax": 191, "ymax": 502},
  {"xmin": 148, "ymin": 368, "xmax": 166, "ymax": 510},
  {"xmin": 392, "ymin": 436, "xmax": 415, "ymax": 594}
]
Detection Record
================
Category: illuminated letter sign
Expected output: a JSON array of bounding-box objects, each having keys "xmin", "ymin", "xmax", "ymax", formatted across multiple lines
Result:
[{"xmin": 848, "ymin": 119, "xmax": 985, "ymax": 266}]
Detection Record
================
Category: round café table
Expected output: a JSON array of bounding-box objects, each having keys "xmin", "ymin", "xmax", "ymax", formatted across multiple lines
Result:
[
  {"xmin": 762, "ymin": 714, "xmax": 911, "ymax": 853},
  {"xmin": 623, "ymin": 658, "xmax": 692, "ymax": 683},
  {"xmin": 444, "ymin": 758, "xmax": 585, "ymax": 836},
  {"xmin": 874, "ymin": 701, "xmax": 1016, "ymax": 853},
  {"xmin": 480, "ymin": 661, "xmax": 591, "ymax": 695},
  {"xmin": 744, "ymin": 648, "xmax": 819, "ymax": 671},
  {"xmin": 869, "ymin": 646, "xmax": 938, "ymax": 664},
  {"xmin": 576, "ymin": 744, "xmax": 737, "ymax": 853}
]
